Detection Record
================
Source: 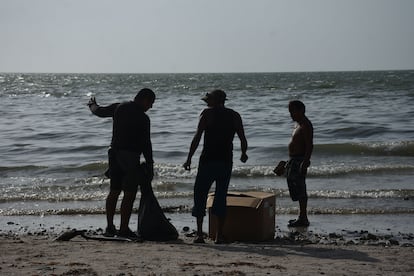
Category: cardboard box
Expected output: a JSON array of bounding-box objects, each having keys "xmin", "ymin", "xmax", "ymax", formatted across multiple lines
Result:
[{"xmin": 207, "ymin": 191, "xmax": 275, "ymax": 242}]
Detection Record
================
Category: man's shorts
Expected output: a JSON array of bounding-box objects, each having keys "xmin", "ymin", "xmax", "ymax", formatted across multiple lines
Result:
[
  {"xmin": 107, "ymin": 148, "xmax": 143, "ymax": 193},
  {"xmin": 192, "ymin": 161, "xmax": 232, "ymax": 218},
  {"xmin": 286, "ymin": 157, "xmax": 308, "ymax": 201}
]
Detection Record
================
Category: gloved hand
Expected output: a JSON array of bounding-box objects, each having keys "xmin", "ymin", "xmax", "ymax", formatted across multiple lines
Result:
[
  {"xmin": 142, "ymin": 162, "xmax": 154, "ymax": 181},
  {"xmin": 273, "ymin": 160, "xmax": 286, "ymax": 176},
  {"xmin": 87, "ymin": 97, "xmax": 98, "ymax": 112}
]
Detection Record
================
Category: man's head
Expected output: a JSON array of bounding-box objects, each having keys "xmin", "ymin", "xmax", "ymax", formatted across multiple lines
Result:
[
  {"xmin": 202, "ymin": 89, "xmax": 227, "ymax": 107},
  {"xmin": 134, "ymin": 88, "xmax": 155, "ymax": 111},
  {"xmin": 288, "ymin": 100, "xmax": 306, "ymax": 122}
]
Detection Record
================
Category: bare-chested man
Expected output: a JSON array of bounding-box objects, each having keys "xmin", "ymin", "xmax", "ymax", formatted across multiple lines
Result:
[{"xmin": 286, "ymin": 100, "xmax": 313, "ymax": 227}]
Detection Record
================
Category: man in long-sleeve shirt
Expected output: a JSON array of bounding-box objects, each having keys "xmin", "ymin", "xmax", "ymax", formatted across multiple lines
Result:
[{"xmin": 88, "ymin": 88, "xmax": 155, "ymax": 239}]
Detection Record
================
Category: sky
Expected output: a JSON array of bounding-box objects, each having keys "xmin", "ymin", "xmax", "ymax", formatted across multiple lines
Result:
[{"xmin": 1, "ymin": 0, "xmax": 413, "ymax": 73}]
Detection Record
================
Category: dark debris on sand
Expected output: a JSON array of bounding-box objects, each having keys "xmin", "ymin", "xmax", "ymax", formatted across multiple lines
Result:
[
  {"xmin": 1, "ymin": 221, "xmax": 413, "ymax": 247},
  {"xmin": 274, "ymin": 228, "xmax": 414, "ymax": 247}
]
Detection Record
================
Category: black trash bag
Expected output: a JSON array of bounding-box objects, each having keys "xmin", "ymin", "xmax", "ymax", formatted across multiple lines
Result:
[{"xmin": 137, "ymin": 166, "xmax": 179, "ymax": 241}]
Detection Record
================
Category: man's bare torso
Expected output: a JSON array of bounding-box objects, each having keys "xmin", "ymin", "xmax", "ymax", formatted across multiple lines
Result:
[{"xmin": 288, "ymin": 117, "xmax": 313, "ymax": 157}]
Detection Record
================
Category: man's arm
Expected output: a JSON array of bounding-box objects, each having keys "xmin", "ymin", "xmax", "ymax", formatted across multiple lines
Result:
[
  {"xmin": 235, "ymin": 113, "xmax": 248, "ymax": 163},
  {"xmin": 183, "ymin": 113, "xmax": 206, "ymax": 170},
  {"xmin": 142, "ymin": 117, "xmax": 154, "ymax": 163},
  {"xmin": 87, "ymin": 97, "xmax": 118, "ymax": 118},
  {"xmin": 142, "ymin": 117, "xmax": 154, "ymax": 179},
  {"xmin": 301, "ymin": 121, "xmax": 313, "ymax": 174}
]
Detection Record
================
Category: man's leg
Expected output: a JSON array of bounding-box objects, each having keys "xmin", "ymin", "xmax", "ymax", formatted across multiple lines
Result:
[
  {"xmin": 215, "ymin": 216, "xmax": 225, "ymax": 243},
  {"xmin": 298, "ymin": 197, "xmax": 308, "ymax": 222},
  {"xmin": 297, "ymin": 175, "xmax": 309, "ymax": 224},
  {"xmin": 287, "ymin": 160, "xmax": 309, "ymax": 227},
  {"xmin": 115, "ymin": 150, "xmax": 140, "ymax": 237},
  {"xmin": 289, "ymin": 192, "xmax": 309, "ymax": 227},
  {"xmin": 192, "ymin": 163, "xmax": 214, "ymax": 243},
  {"xmin": 211, "ymin": 162, "xmax": 232, "ymax": 243},
  {"xmin": 105, "ymin": 189, "xmax": 120, "ymax": 236},
  {"xmin": 119, "ymin": 190, "xmax": 137, "ymax": 234},
  {"xmin": 105, "ymin": 148, "xmax": 122, "ymax": 235},
  {"xmin": 196, "ymin": 217, "xmax": 204, "ymax": 238}
]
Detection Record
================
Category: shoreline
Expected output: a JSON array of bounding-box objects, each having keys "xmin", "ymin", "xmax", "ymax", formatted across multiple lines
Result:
[{"xmin": 1, "ymin": 213, "xmax": 413, "ymax": 247}]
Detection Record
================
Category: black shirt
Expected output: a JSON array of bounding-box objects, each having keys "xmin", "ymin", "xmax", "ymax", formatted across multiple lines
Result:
[
  {"xmin": 92, "ymin": 101, "xmax": 153, "ymax": 163},
  {"xmin": 200, "ymin": 107, "xmax": 241, "ymax": 163}
]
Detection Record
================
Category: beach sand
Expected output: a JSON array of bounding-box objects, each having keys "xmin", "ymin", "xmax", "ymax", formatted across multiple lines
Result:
[
  {"xmin": 1, "ymin": 213, "xmax": 413, "ymax": 275},
  {"xmin": 1, "ymin": 232, "xmax": 413, "ymax": 276}
]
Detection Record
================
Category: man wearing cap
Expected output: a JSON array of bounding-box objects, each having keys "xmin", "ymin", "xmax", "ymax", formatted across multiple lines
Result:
[{"xmin": 184, "ymin": 89, "xmax": 248, "ymax": 244}]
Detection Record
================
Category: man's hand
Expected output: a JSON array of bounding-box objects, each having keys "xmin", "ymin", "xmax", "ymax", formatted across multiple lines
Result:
[
  {"xmin": 87, "ymin": 97, "xmax": 96, "ymax": 107},
  {"xmin": 87, "ymin": 97, "xmax": 98, "ymax": 112},
  {"xmin": 273, "ymin": 160, "xmax": 286, "ymax": 176},
  {"xmin": 143, "ymin": 162, "xmax": 154, "ymax": 181},
  {"xmin": 240, "ymin": 153, "xmax": 248, "ymax": 163},
  {"xmin": 300, "ymin": 160, "xmax": 310, "ymax": 175},
  {"xmin": 183, "ymin": 160, "xmax": 191, "ymax": 171}
]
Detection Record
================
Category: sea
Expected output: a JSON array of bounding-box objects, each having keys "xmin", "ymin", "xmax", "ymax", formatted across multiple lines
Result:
[{"xmin": 1, "ymin": 71, "xmax": 413, "ymax": 241}]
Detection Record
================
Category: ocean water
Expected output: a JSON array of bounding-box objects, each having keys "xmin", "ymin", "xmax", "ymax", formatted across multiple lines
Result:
[{"xmin": 0, "ymin": 71, "xmax": 413, "ymax": 235}]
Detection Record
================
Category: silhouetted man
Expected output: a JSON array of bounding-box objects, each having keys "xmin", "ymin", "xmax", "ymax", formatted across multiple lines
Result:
[
  {"xmin": 286, "ymin": 100, "xmax": 313, "ymax": 227},
  {"xmin": 88, "ymin": 88, "xmax": 155, "ymax": 238},
  {"xmin": 184, "ymin": 89, "xmax": 248, "ymax": 243}
]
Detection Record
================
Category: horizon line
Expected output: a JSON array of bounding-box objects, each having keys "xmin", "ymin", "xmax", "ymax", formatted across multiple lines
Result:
[{"xmin": 1, "ymin": 68, "xmax": 413, "ymax": 75}]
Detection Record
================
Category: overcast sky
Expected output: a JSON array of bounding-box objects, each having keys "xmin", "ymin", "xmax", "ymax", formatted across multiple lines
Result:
[{"xmin": 1, "ymin": 0, "xmax": 413, "ymax": 73}]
